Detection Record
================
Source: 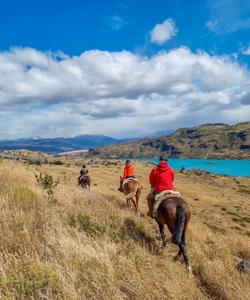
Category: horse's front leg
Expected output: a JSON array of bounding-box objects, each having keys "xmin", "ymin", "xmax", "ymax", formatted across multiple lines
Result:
[{"xmin": 156, "ymin": 220, "xmax": 167, "ymax": 248}]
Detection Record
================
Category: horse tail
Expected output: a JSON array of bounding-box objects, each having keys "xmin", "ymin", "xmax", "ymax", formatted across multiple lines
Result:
[{"xmin": 173, "ymin": 206, "xmax": 185, "ymax": 245}]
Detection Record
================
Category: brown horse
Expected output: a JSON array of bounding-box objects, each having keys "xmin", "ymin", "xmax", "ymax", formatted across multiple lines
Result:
[
  {"xmin": 78, "ymin": 175, "xmax": 91, "ymax": 189},
  {"xmin": 118, "ymin": 177, "xmax": 142, "ymax": 215},
  {"xmin": 154, "ymin": 196, "xmax": 192, "ymax": 272}
]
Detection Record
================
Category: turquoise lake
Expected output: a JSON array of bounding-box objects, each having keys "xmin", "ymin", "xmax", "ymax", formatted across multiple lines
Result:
[{"xmin": 135, "ymin": 158, "xmax": 250, "ymax": 177}]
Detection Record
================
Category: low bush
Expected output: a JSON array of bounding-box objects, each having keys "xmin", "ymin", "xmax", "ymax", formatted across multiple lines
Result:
[
  {"xmin": 0, "ymin": 263, "xmax": 61, "ymax": 298},
  {"xmin": 69, "ymin": 215, "xmax": 106, "ymax": 237},
  {"xmin": 13, "ymin": 186, "xmax": 38, "ymax": 206}
]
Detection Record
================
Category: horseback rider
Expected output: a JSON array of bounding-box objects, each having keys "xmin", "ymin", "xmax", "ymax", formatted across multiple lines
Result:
[
  {"xmin": 78, "ymin": 164, "xmax": 89, "ymax": 182},
  {"xmin": 147, "ymin": 156, "xmax": 175, "ymax": 218},
  {"xmin": 122, "ymin": 160, "xmax": 135, "ymax": 180},
  {"xmin": 118, "ymin": 160, "xmax": 135, "ymax": 192}
]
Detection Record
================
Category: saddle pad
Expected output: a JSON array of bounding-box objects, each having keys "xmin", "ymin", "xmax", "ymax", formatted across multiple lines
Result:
[
  {"xmin": 122, "ymin": 178, "xmax": 138, "ymax": 186},
  {"xmin": 153, "ymin": 190, "xmax": 181, "ymax": 217}
]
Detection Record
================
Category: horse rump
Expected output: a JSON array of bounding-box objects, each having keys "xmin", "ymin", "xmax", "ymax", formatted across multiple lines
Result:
[{"xmin": 172, "ymin": 206, "xmax": 185, "ymax": 245}]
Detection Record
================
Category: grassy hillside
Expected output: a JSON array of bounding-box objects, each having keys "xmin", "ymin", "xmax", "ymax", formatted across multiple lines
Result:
[
  {"xmin": 90, "ymin": 122, "xmax": 250, "ymax": 159},
  {"xmin": 0, "ymin": 157, "xmax": 249, "ymax": 299}
]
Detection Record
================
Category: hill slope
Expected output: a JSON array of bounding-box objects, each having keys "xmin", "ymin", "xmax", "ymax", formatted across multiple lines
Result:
[
  {"xmin": 91, "ymin": 122, "xmax": 250, "ymax": 159},
  {"xmin": 0, "ymin": 158, "xmax": 249, "ymax": 299}
]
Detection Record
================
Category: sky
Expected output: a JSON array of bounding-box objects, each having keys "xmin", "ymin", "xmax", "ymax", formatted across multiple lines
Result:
[{"xmin": 0, "ymin": 0, "xmax": 250, "ymax": 139}]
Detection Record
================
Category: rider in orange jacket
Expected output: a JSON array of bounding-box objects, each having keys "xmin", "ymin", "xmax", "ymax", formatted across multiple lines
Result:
[{"xmin": 122, "ymin": 160, "xmax": 135, "ymax": 180}]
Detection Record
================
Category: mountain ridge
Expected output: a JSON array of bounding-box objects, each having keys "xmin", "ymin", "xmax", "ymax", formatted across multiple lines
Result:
[
  {"xmin": 89, "ymin": 122, "xmax": 250, "ymax": 159},
  {"xmin": 0, "ymin": 135, "xmax": 131, "ymax": 154}
]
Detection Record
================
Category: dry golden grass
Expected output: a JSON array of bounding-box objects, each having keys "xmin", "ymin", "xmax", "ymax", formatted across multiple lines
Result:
[{"xmin": 0, "ymin": 158, "xmax": 249, "ymax": 299}]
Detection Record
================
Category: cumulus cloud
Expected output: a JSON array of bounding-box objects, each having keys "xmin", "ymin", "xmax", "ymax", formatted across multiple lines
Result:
[
  {"xmin": 0, "ymin": 46, "xmax": 250, "ymax": 139},
  {"xmin": 150, "ymin": 19, "xmax": 177, "ymax": 45}
]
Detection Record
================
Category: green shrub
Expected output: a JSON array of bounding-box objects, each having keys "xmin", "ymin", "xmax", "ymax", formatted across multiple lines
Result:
[
  {"xmin": 27, "ymin": 159, "xmax": 42, "ymax": 165},
  {"xmin": 50, "ymin": 160, "xmax": 64, "ymax": 166},
  {"xmin": 69, "ymin": 215, "xmax": 106, "ymax": 237},
  {"xmin": 0, "ymin": 263, "xmax": 60, "ymax": 298},
  {"xmin": 35, "ymin": 173, "xmax": 59, "ymax": 197}
]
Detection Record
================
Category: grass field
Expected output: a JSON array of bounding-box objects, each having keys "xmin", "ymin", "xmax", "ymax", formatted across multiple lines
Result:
[{"xmin": 0, "ymin": 157, "xmax": 249, "ymax": 299}]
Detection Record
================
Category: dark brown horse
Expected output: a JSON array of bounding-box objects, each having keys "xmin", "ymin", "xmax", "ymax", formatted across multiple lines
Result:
[
  {"xmin": 118, "ymin": 177, "xmax": 142, "ymax": 215},
  {"xmin": 154, "ymin": 196, "xmax": 192, "ymax": 272},
  {"xmin": 78, "ymin": 175, "xmax": 91, "ymax": 189}
]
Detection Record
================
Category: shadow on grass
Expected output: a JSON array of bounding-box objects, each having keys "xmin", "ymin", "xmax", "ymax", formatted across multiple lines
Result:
[
  {"xmin": 193, "ymin": 267, "xmax": 228, "ymax": 300},
  {"xmin": 120, "ymin": 218, "xmax": 160, "ymax": 254}
]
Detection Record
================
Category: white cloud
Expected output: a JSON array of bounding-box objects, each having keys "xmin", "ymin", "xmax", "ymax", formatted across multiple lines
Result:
[
  {"xmin": 206, "ymin": 0, "xmax": 250, "ymax": 34},
  {"xmin": 242, "ymin": 45, "xmax": 250, "ymax": 55},
  {"xmin": 0, "ymin": 46, "xmax": 250, "ymax": 139},
  {"xmin": 105, "ymin": 15, "xmax": 127, "ymax": 30},
  {"xmin": 150, "ymin": 19, "xmax": 177, "ymax": 45}
]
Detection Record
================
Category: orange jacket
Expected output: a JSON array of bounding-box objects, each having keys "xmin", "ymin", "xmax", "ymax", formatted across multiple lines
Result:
[{"xmin": 123, "ymin": 163, "xmax": 135, "ymax": 179}]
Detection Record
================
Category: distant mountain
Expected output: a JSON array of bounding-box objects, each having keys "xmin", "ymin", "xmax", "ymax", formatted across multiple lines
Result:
[
  {"xmin": 0, "ymin": 135, "xmax": 130, "ymax": 154},
  {"xmin": 88, "ymin": 122, "xmax": 250, "ymax": 159}
]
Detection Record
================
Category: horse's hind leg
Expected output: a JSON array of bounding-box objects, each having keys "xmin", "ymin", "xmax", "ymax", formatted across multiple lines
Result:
[
  {"xmin": 131, "ymin": 197, "xmax": 138, "ymax": 214},
  {"xmin": 174, "ymin": 230, "xmax": 186, "ymax": 261},
  {"xmin": 156, "ymin": 220, "xmax": 167, "ymax": 248},
  {"xmin": 178, "ymin": 242, "xmax": 192, "ymax": 275}
]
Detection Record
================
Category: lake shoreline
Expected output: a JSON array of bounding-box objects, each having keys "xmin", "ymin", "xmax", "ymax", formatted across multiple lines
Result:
[{"xmin": 108, "ymin": 157, "xmax": 250, "ymax": 177}]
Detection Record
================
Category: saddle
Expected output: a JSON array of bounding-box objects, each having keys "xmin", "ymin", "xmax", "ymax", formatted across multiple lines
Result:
[
  {"xmin": 120, "ymin": 178, "xmax": 139, "ymax": 199},
  {"xmin": 153, "ymin": 190, "xmax": 181, "ymax": 217},
  {"xmin": 122, "ymin": 177, "xmax": 138, "ymax": 188}
]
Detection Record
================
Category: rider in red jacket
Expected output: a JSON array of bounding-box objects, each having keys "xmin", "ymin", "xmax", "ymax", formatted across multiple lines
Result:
[
  {"xmin": 149, "ymin": 159, "xmax": 174, "ymax": 192},
  {"xmin": 147, "ymin": 157, "xmax": 175, "ymax": 218}
]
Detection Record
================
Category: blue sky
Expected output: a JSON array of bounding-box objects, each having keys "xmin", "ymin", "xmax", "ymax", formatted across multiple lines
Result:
[
  {"xmin": 1, "ymin": 0, "xmax": 249, "ymax": 61},
  {"xmin": 0, "ymin": 0, "xmax": 250, "ymax": 138}
]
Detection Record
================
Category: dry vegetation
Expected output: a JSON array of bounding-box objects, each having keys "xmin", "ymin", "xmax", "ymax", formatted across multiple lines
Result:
[{"xmin": 0, "ymin": 157, "xmax": 249, "ymax": 299}]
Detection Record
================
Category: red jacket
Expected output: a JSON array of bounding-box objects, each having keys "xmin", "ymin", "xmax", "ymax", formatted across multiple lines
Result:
[
  {"xmin": 123, "ymin": 163, "xmax": 135, "ymax": 179},
  {"xmin": 149, "ymin": 161, "xmax": 175, "ymax": 193}
]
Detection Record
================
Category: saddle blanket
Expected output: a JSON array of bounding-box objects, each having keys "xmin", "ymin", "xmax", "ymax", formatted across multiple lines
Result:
[
  {"xmin": 153, "ymin": 190, "xmax": 181, "ymax": 217},
  {"xmin": 122, "ymin": 177, "xmax": 138, "ymax": 188}
]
